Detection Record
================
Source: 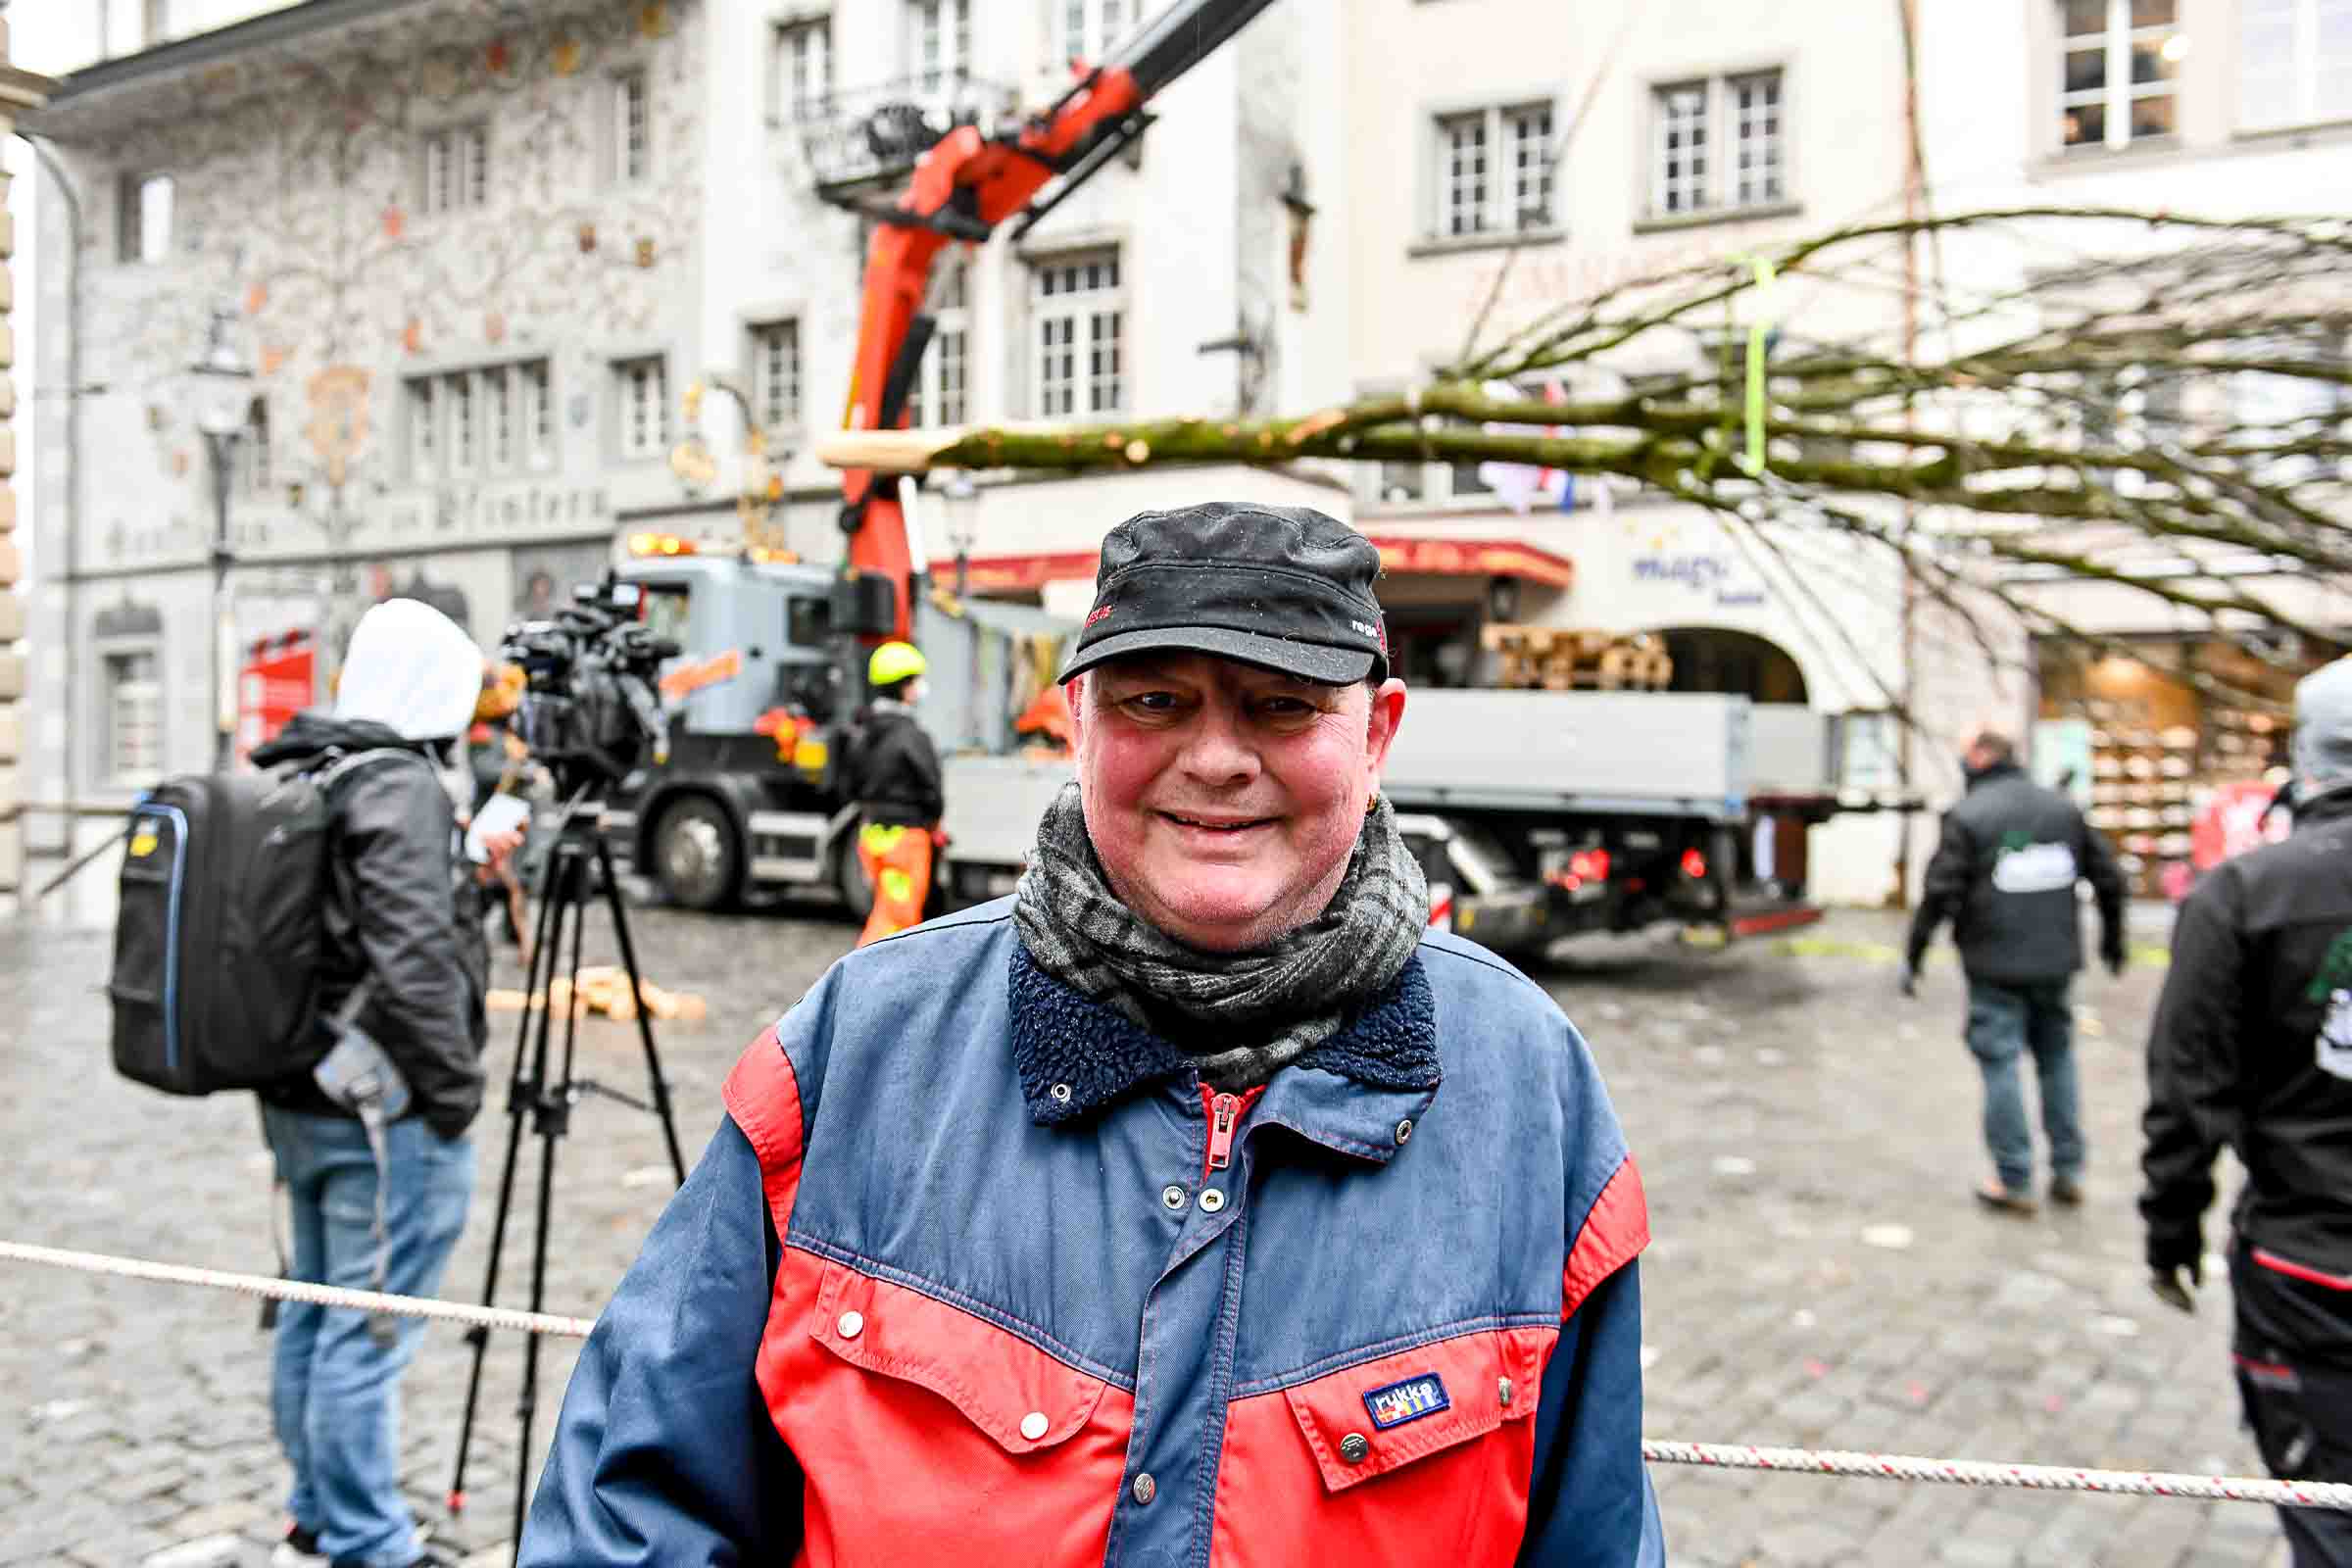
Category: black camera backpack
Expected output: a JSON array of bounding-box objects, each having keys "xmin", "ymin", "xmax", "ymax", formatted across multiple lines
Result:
[{"xmin": 108, "ymin": 749, "xmax": 409, "ymax": 1096}]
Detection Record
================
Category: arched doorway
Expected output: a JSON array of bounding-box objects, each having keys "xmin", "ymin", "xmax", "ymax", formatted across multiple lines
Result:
[
  {"xmin": 1659, "ymin": 626, "xmax": 1809, "ymax": 705},
  {"xmin": 1654, "ymin": 626, "xmax": 1812, "ymax": 894}
]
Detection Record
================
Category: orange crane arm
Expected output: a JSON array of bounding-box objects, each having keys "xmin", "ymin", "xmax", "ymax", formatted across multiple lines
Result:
[{"xmin": 837, "ymin": 0, "xmax": 1282, "ymax": 637}]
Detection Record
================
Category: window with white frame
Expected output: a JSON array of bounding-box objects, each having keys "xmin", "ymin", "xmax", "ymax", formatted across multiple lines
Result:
[
  {"xmin": 1057, "ymin": 0, "xmax": 1132, "ymax": 63},
  {"xmin": 1032, "ymin": 250, "xmax": 1122, "ymax": 417},
  {"xmin": 2238, "ymin": 0, "xmax": 2352, "ymax": 132},
  {"xmin": 238, "ymin": 397, "xmax": 271, "ymax": 498},
  {"xmin": 908, "ymin": 261, "xmax": 969, "ymax": 426},
  {"xmin": 1730, "ymin": 73, "xmax": 1784, "ymax": 207},
  {"xmin": 2059, "ymin": 0, "xmax": 2181, "ymax": 149},
  {"xmin": 118, "ymin": 172, "xmax": 173, "ymax": 264},
  {"xmin": 1649, "ymin": 71, "xmax": 1785, "ymax": 218},
  {"xmin": 422, "ymin": 125, "xmax": 489, "ymax": 213},
  {"xmin": 775, "ymin": 17, "xmax": 832, "ymax": 118},
  {"xmin": 521, "ymin": 361, "xmax": 554, "ymax": 468},
  {"xmin": 405, "ymin": 360, "xmax": 552, "ymax": 481},
  {"xmin": 1436, "ymin": 113, "xmax": 1490, "ymax": 237},
  {"xmin": 445, "ymin": 370, "xmax": 478, "ymax": 475},
  {"xmin": 614, "ymin": 356, "xmax": 671, "ymax": 461},
  {"xmin": 408, "ymin": 378, "xmax": 437, "ymax": 478},
  {"xmin": 105, "ymin": 650, "xmax": 164, "ymax": 785},
  {"xmin": 487, "ymin": 366, "xmax": 515, "ymax": 471},
  {"xmin": 614, "ymin": 71, "xmax": 651, "ymax": 182},
  {"xmin": 750, "ymin": 319, "xmax": 803, "ymax": 437},
  {"xmin": 908, "ymin": 0, "xmax": 971, "ymax": 92},
  {"xmin": 1652, "ymin": 82, "xmax": 1710, "ymax": 215}
]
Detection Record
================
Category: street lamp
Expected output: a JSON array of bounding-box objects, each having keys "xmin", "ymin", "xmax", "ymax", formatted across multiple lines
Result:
[
  {"xmin": 942, "ymin": 472, "xmax": 978, "ymax": 596},
  {"xmin": 188, "ymin": 303, "xmax": 253, "ymax": 770}
]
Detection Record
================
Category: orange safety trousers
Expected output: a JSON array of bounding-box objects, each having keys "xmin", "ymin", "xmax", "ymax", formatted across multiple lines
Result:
[{"xmin": 855, "ymin": 823, "xmax": 934, "ymax": 948}]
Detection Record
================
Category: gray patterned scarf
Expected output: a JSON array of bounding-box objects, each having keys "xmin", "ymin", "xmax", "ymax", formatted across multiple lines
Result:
[{"xmin": 1013, "ymin": 783, "xmax": 1429, "ymax": 1090}]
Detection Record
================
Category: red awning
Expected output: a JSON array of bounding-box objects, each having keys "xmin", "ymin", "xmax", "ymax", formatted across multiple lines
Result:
[{"xmin": 961, "ymin": 537, "xmax": 1574, "ymax": 593}]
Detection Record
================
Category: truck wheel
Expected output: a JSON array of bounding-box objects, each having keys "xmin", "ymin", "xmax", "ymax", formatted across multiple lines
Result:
[
  {"xmin": 652, "ymin": 797, "xmax": 742, "ymax": 911},
  {"xmin": 832, "ymin": 836, "xmax": 875, "ymax": 922}
]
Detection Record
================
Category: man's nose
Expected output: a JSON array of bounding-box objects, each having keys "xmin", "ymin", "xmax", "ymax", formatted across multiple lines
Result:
[{"xmin": 1176, "ymin": 702, "xmax": 1259, "ymax": 788}]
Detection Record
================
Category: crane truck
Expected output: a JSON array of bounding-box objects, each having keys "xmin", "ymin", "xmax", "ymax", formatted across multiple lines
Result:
[{"xmin": 596, "ymin": 0, "xmax": 1878, "ymax": 946}]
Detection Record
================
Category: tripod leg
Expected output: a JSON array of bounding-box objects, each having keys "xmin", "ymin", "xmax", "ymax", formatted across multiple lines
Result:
[
  {"xmin": 596, "ymin": 834, "xmax": 688, "ymax": 1185},
  {"xmin": 450, "ymin": 843, "xmax": 575, "ymax": 1517},
  {"xmin": 514, "ymin": 843, "xmax": 591, "ymax": 1552}
]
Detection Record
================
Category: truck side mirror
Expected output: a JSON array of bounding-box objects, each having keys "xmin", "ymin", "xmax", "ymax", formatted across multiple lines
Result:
[{"xmin": 830, "ymin": 571, "xmax": 898, "ymax": 639}]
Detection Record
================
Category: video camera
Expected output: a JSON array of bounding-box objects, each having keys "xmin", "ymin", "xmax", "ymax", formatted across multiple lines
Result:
[{"xmin": 499, "ymin": 575, "xmax": 676, "ymax": 788}]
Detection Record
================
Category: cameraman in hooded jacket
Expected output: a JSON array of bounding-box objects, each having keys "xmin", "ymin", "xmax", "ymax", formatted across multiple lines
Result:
[
  {"xmin": 250, "ymin": 599, "xmax": 515, "ymax": 1568},
  {"xmin": 2142, "ymin": 657, "xmax": 2352, "ymax": 1568}
]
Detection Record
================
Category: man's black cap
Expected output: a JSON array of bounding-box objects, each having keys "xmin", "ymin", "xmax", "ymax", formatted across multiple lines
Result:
[{"xmin": 1058, "ymin": 503, "xmax": 1390, "ymax": 686}]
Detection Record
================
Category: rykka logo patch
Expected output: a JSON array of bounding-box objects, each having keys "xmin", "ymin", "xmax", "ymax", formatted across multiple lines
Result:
[{"xmin": 1362, "ymin": 1371, "xmax": 1449, "ymax": 1430}]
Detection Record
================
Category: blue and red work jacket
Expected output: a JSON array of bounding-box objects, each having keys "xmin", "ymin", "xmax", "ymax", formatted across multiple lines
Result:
[{"xmin": 520, "ymin": 899, "xmax": 1665, "ymax": 1566}]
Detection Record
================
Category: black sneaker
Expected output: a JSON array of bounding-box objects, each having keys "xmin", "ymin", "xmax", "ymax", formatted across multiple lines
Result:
[
  {"xmin": 270, "ymin": 1525, "xmax": 325, "ymax": 1567},
  {"xmin": 2049, "ymin": 1175, "xmax": 2085, "ymax": 1207}
]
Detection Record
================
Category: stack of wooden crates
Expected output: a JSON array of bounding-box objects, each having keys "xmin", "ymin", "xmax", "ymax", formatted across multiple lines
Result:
[{"xmin": 1479, "ymin": 625, "xmax": 1675, "ymax": 692}]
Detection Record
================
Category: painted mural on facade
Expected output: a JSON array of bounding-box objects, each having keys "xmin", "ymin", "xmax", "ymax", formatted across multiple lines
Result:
[{"xmin": 63, "ymin": 0, "xmax": 705, "ymax": 574}]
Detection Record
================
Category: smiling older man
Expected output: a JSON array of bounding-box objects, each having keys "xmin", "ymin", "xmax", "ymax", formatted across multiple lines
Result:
[{"xmin": 520, "ymin": 503, "xmax": 1665, "ymax": 1567}]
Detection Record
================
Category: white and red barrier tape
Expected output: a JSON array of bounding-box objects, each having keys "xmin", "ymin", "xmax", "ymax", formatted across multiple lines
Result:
[{"xmin": 7, "ymin": 1239, "xmax": 2349, "ymax": 1512}]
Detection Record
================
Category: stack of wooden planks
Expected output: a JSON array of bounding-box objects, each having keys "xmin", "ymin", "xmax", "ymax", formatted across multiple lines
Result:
[{"xmin": 1479, "ymin": 625, "xmax": 1675, "ymax": 691}]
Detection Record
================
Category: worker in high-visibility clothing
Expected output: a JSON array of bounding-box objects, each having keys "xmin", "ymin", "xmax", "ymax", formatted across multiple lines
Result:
[{"xmin": 847, "ymin": 641, "xmax": 946, "ymax": 948}]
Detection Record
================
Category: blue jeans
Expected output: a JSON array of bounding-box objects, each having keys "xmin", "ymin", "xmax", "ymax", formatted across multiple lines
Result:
[
  {"xmin": 264, "ymin": 1107, "xmax": 475, "ymax": 1568},
  {"xmin": 1964, "ymin": 978, "xmax": 2084, "ymax": 1195}
]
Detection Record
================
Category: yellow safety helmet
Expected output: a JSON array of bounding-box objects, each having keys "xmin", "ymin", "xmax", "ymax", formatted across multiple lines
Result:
[{"xmin": 868, "ymin": 641, "xmax": 927, "ymax": 687}]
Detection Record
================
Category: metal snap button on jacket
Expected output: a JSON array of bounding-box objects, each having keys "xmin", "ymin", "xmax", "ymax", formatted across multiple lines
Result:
[
  {"xmin": 1396, "ymin": 1118, "xmax": 1414, "ymax": 1145},
  {"xmin": 1199, "ymin": 1188, "xmax": 1226, "ymax": 1213},
  {"xmin": 1019, "ymin": 1411, "xmax": 1050, "ymax": 1441},
  {"xmin": 1050, "ymin": 1082, "xmax": 1073, "ymax": 1104},
  {"xmin": 1132, "ymin": 1472, "xmax": 1156, "ymax": 1505},
  {"xmin": 1498, "ymin": 1376, "xmax": 1515, "ymax": 1406},
  {"xmin": 836, "ymin": 1310, "xmax": 863, "ymax": 1340},
  {"xmin": 1160, "ymin": 1184, "xmax": 1188, "ymax": 1212},
  {"xmin": 1339, "ymin": 1432, "xmax": 1370, "ymax": 1464}
]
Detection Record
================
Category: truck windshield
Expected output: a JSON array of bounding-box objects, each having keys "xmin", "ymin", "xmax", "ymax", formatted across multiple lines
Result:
[
  {"xmin": 788, "ymin": 596, "xmax": 832, "ymax": 648},
  {"xmin": 642, "ymin": 583, "xmax": 692, "ymax": 647}
]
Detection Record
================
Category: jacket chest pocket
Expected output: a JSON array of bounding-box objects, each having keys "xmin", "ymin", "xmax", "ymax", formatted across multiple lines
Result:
[
  {"xmin": 767, "ymin": 1254, "xmax": 1135, "ymax": 1568},
  {"xmin": 1212, "ymin": 1326, "xmax": 1555, "ymax": 1568}
]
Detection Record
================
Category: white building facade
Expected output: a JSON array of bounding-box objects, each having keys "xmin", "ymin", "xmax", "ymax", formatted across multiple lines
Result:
[{"xmin": 1335, "ymin": 0, "xmax": 2028, "ymax": 905}]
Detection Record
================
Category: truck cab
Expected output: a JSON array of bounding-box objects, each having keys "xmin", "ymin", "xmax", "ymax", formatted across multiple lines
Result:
[{"xmin": 602, "ymin": 548, "xmax": 864, "ymax": 910}]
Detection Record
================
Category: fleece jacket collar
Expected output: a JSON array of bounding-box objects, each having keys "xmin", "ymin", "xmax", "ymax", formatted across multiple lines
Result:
[{"xmin": 1006, "ymin": 941, "xmax": 1442, "ymax": 1161}]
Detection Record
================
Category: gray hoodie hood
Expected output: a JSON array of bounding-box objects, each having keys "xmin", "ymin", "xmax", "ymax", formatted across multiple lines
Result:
[
  {"xmin": 335, "ymin": 599, "xmax": 483, "ymax": 742},
  {"xmin": 2292, "ymin": 656, "xmax": 2352, "ymax": 802}
]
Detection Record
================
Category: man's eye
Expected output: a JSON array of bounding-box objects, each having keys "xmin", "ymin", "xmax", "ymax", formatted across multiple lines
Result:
[{"xmin": 1121, "ymin": 692, "xmax": 1180, "ymax": 712}]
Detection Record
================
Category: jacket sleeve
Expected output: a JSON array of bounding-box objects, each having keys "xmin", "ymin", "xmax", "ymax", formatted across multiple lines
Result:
[
  {"xmin": 1905, "ymin": 811, "xmax": 1973, "ymax": 968},
  {"xmin": 2077, "ymin": 810, "xmax": 2128, "ymax": 962},
  {"xmin": 337, "ymin": 760, "xmax": 481, "ymax": 1139},
  {"xmin": 519, "ymin": 1116, "xmax": 803, "ymax": 1564},
  {"xmin": 1518, "ymin": 1259, "xmax": 1665, "ymax": 1567},
  {"xmin": 908, "ymin": 722, "xmax": 946, "ymax": 824},
  {"xmin": 2138, "ymin": 871, "xmax": 2246, "ymax": 1273}
]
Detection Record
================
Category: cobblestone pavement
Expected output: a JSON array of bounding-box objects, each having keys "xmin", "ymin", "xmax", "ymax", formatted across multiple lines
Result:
[{"xmin": 0, "ymin": 870, "xmax": 2297, "ymax": 1567}]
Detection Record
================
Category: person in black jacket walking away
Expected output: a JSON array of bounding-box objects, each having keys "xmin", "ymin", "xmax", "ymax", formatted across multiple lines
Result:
[
  {"xmin": 2142, "ymin": 658, "xmax": 2352, "ymax": 1568},
  {"xmin": 249, "ymin": 600, "xmax": 517, "ymax": 1568},
  {"xmin": 847, "ymin": 639, "xmax": 947, "ymax": 947},
  {"xmin": 1902, "ymin": 730, "xmax": 2128, "ymax": 1215}
]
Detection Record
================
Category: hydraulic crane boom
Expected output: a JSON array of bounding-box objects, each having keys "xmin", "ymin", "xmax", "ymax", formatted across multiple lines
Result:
[{"xmin": 836, "ymin": 0, "xmax": 1283, "ymax": 637}]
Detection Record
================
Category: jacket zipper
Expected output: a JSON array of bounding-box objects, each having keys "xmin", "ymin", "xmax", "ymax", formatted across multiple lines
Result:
[{"xmin": 1201, "ymin": 1085, "xmax": 1264, "ymax": 1179}]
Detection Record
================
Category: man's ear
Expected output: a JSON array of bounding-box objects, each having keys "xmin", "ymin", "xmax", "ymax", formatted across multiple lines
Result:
[
  {"xmin": 1064, "ymin": 677, "xmax": 1088, "ymax": 748},
  {"xmin": 1363, "ymin": 678, "xmax": 1407, "ymax": 778}
]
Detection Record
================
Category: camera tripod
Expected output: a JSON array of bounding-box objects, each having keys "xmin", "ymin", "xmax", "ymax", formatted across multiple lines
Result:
[{"xmin": 447, "ymin": 791, "xmax": 687, "ymax": 1551}]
